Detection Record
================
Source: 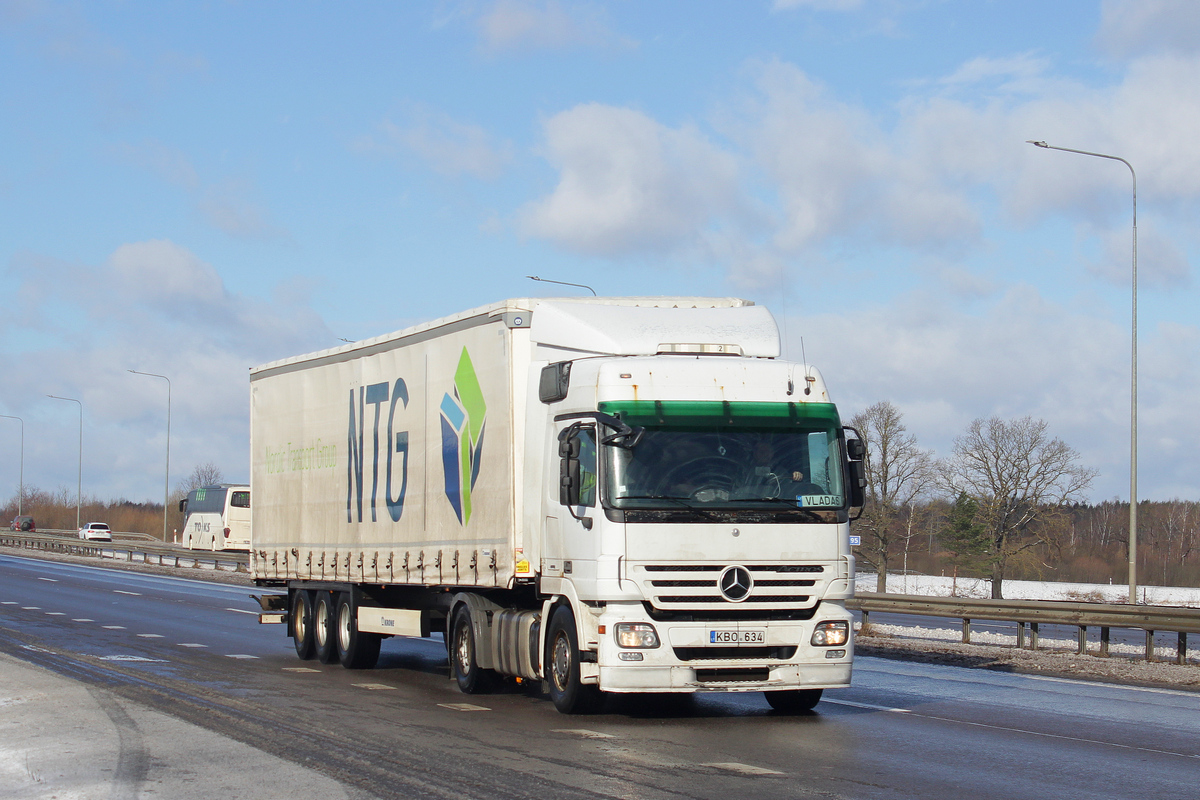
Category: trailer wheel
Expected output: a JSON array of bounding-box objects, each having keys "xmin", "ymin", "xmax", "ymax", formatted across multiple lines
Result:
[
  {"xmin": 291, "ymin": 590, "xmax": 315, "ymax": 660},
  {"xmin": 546, "ymin": 606, "xmax": 603, "ymax": 714},
  {"xmin": 764, "ymin": 689, "xmax": 823, "ymax": 713},
  {"xmin": 313, "ymin": 591, "xmax": 338, "ymax": 664},
  {"xmin": 450, "ymin": 605, "xmax": 495, "ymax": 694},
  {"xmin": 336, "ymin": 593, "xmax": 381, "ymax": 669}
]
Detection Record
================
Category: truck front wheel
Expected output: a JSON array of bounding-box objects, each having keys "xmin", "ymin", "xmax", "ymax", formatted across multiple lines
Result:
[
  {"xmin": 765, "ymin": 689, "xmax": 823, "ymax": 713},
  {"xmin": 336, "ymin": 593, "xmax": 381, "ymax": 670},
  {"xmin": 450, "ymin": 605, "xmax": 495, "ymax": 694},
  {"xmin": 290, "ymin": 590, "xmax": 315, "ymax": 660},
  {"xmin": 546, "ymin": 606, "xmax": 603, "ymax": 714}
]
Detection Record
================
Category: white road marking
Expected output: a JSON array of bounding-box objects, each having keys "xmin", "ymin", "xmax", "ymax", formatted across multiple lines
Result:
[
  {"xmin": 113, "ymin": 591, "xmax": 141, "ymax": 596},
  {"xmin": 37, "ymin": 577, "xmax": 58, "ymax": 582},
  {"xmin": 178, "ymin": 643, "xmax": 207, "ymax": 648},
  {"xmin": 72, "ymin": 618, "xmax": 94, "ymax": 622},
  {"xmin": 437, "ymin": 703, "xmax": 490, "ymax": 712},
  {"xmin": 19, "ymin": 645, "xmax": 52, "ymax": 653},
  {"xmin": 1, "ymin": 601, "xmax": 17, "ymax": 605},
  {"xmin": 283, "ymin": 667, "xmax": 320, "ymax": 673},
  {"xmin": 137, "ymin": 634, "xmax": 164, "ymax": 638},
  {"xmin": 99, "ymin": 655, "xmax": 166, "ymax": 662},
  {"xmin": 225, "ymin": 654, "xmax": 259, "ymax": 659},
  {"xmin": 21, "ymin": 606, "xmax": 40, "ymax": 610},
  {"xmin": 552, "ymin": 729, "xmax": 615, "ymax": 739},
  {"xmin": 352, "ymin": 683, "xmax": 396, "ymax": 690},
  {"xmin": 226, "ymin": 608, "xmax": 258, "ymax": 615},
  {"xmin": 703, "ymin": 762, "xmax": 785, "ymax": 776},
  {"xmin": 102, "ymin": 626, "xmax": 126, "ymax": 630},
  {"xmin": 45, "ymin": 612, "xmax": 65, "ymax": 616},
  {"xmin": 823, "ymin": 698, "xmax": 911, "ymax": 713}
]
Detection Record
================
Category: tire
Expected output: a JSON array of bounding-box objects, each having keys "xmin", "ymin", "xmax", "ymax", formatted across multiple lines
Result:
[
  {"xmin": 291, "ymin": 590, "xmax": 315, "ymax": 660},
  {"xmin": 450, "ymin": 605, "xmax": 495, "ymax": 694},
  {"xmin": 764, "ymin": 689, "xmax": 823, "ymax": 713},
  {"xmin": 546, "ymin": 606, "xmax": 603, "ymax": 714},
  {"xmin": 313, "ymin": 591, "xmax": 338, "ymax": 664},
  {"xmin": 336, "ymin": 593, "xmax": 381, "ymax": 670}
]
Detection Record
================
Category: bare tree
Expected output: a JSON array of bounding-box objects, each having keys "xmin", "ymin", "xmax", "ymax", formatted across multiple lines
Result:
[
  {"xmin": 850, "ymin": 401, "xmax": 933, "ymax": 593},
  {"xmin": 940, "ymin": 416, "xmax": 1096, "ymax": 599},
  {"xmin": 175, "ymin": 462, "xmax": 225, "ymax": 496}
]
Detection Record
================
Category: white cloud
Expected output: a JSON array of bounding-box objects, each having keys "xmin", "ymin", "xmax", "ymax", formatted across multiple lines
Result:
[
  {"xmin": 0, "ymin": 241, "xmax": 333, "ymax": 500},
  {"xmin": 1097, "ymin": 0, "xmax": 1200, "ymax": 58},
  {"xmin": 371, "ymin": 108, "xmax": 513, "ymax": 180},
  {"xmin": 792, "ymin": 287, "xmax": 1200, "ymax": 501},
  {"xmin": 519, "ymin": 103, "xmax": 742, "ymax": 256},
  {"xmin": 476, "ymin": 0, "xmax": 627, "ymax": 53}
]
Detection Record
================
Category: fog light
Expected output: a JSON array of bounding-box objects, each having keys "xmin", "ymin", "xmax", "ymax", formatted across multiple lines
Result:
[
  {"xmin": 615, "ymin": 622, "xmax": 659, "ymax": 648},
  {"xmin": 825, "ymin": 649, "xmax": 846, "ymax": 659},
  {"xmin": 811, "ymin": 621, "xmax": 849, "ymax": 647},
  {"xmin": 618, "ymin": 651, "xmax": 644, "ymax": 661}
]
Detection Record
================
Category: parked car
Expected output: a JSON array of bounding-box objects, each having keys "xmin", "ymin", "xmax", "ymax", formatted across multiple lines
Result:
[
  {"xmin": 10, "ymin": 515, "xmax": 35, "ymax": 532},
  {"xmin": 78, "ymin": 522, "xmax": 112, "ymax": 541}
]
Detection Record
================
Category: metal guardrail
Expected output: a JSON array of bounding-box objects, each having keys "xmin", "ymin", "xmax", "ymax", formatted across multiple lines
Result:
[
  {"xmin": 848, "ymin": 593, "xmax": 1199, "ymax": 665},
  {"xmin": 0, "ymin": 532, "xmax": 249, "ymax": 573}
]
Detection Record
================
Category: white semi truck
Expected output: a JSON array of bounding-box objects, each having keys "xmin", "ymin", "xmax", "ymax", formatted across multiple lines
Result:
[{"xmin": 251, "ymin": 297, "xmax": 864, "ymax": 713}]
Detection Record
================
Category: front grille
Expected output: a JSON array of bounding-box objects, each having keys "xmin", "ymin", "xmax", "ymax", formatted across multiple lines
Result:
[
  {"xmin": 634, "ymin": 562, "xmax": 829, "ymax": 610},
  {"xmin": 695, "ymin": 668, "xmax": 770, "ymax": 683},
  {"xmin": 674, "ymin": 646, "xmax": 797, "ymax": 661}
]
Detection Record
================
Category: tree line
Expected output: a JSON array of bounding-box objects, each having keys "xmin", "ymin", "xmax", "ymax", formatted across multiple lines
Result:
[
  {"xmin": 2, "ymin": 462, "xmax": 225, "ymax": 540},
  {"xmin": 850, "ymin": 401, "xmax": 1199, "ymax": 598}
]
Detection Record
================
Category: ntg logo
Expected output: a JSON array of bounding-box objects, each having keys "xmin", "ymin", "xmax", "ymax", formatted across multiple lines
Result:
[{"xmin": 440, "ymin": 348, "xmax": 487, "ymax": 525}]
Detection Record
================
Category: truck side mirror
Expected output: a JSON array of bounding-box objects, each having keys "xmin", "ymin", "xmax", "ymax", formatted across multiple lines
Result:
[
  {"xmin": 558, "ymin": 428, "xmax": 582, "ymax": 506},
  {"xmin": 179, "ymin": 499, "xmax": 188, "ymax": 513},
  {"xmin": 843, "ymin": 427, "xmax": 867, "ymax": 512},
  {"xmin": 540, "ymin": 361, "xmax": 572, "ymax": 403}
]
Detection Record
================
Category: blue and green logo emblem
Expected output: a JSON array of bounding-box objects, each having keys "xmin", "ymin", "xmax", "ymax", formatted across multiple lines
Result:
[{"xmin": 441, "ymin": 348, "xmax": 486, "ymax": 524}]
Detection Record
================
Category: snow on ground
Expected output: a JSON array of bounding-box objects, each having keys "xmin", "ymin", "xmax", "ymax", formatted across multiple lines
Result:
[{"xmin": 855, "ymin": 573, "xmax": 1200, "ymax": 607}]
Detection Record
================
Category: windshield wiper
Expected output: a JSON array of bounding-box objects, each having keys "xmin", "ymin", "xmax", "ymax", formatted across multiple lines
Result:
[{"xmin": 616, "ymin": 495, "xmax": 724, "ymax": 521}]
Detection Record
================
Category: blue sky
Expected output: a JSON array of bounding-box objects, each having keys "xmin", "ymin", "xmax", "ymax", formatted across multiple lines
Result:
[{"xmin": 2, "ymin": 0, "xmax": 1199, "ymax": 507}]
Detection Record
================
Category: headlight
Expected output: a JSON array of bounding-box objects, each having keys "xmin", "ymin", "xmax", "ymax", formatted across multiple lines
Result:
[
  {"xmin": 811, "ymin": 621, "xmax": 849, "ymax": 647},
  {"xmin": 614, "ymin": 622, "xmax": 659, "ymax": 648}
]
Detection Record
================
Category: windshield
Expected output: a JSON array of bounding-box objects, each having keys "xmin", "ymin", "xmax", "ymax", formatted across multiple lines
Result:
[{"xmin": 599, "ymin": 400, "xmax": 846, "ymax": 513}]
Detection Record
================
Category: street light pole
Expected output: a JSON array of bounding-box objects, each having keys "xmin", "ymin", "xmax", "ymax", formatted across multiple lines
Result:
[
  {"xmin": 1027, "ymin": 139, "xmax": 1139, "ymax": 604},
  {"xmin": 0, "ymin": 415, "xmax": 23, "ymax": 515},
  {"xmin": 129, "ymin": 370, "xmax": 172, "ymax": 542},
  {"xmin": 47, "ymin": 395, "xmax": 83, "ymax": 531}
]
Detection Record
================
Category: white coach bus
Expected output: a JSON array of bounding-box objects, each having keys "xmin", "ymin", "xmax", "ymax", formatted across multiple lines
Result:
[{"xmin": 179, "ymin": 484, "xmax": 251, "ymax": 551}]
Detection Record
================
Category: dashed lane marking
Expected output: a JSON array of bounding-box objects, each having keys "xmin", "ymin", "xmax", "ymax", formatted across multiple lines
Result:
[
  {"xmin": 352, "ymin": 683, "xmax": 396, "ymax": 690},
  {"xmin": 178, "ymin": 643, "xmax": 207, "ymax": 648},
  {"xmin": 226, "ymin": 608, "xmax": 258, "ymax": 615},
  {"xmin": 225, "ymin": 654, "xmax": 259, "ymax": 659},
  {"xmin": 137, "ymin": 634, "xmax": 164, "ymax": 638},
  {"xmin": 703, "ymin": 763, "xmax": 785, "ymax": 776},
  {"xmin": 99, "ymin": 655, "xmax": 166, "ymax": 663},
  {"xmin": 283, "ymin": 667, "xmax": 321, "ymax": 673},
  {"xmin": 113, "ymin": 591, "xmax": 141, "ymax": 596},
  {"xmin": 37, "ymin": 577, "xmax": 58, "ymax": 582},
  {"xmin": 72, "ymin": 618, "xmax": 94, "ymax": 622},
  {"xmin": 45, "ymin": 612, "xmax": 65, "ymax": 616},
  {"xmin": 437, "ymin": 703, "xmax": 491, "ymax": 712},
  {"xmin": 21, "ymin": 606, "xmax": 40, "ymax": 610},
  {"xmin": 823, "ymin": 698, "xmax": 911, "ymax": 713},
  {"xmin": 102, "ymin": 626, "xmax": 126, "ymax": 630},
  {"xmin": 552, "ymin": 729, "xmax": 615, "ymax": 739}
]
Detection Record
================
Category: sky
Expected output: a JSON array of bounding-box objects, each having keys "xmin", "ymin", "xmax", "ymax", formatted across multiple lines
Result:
[{"xmin": 2, "ymin": 0, "xmax": 1199, "ymax": 508}]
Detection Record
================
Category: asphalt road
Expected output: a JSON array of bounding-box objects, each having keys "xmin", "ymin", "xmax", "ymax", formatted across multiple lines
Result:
[{"xmin": 2, "ymin": 552, "xmax": 1198, "ymax": 800}]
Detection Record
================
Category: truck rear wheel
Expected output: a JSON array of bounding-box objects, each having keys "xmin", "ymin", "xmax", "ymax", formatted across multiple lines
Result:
[
  {"xmin": 313, "ymin": 591, "xmax": 338, "ymax": 664},
  {"xmin": 450, "ymin": 605, "xmax": 495, "ymax": 694},
  {"xmin": 764, "ymin": 689, "xmax": 823, "ymax": 713},
  {"xmin": 291, "ymin": 590, "xmax": 315, "ymax": 660},
  {"xmin": 336, "ymin": 593, "xmax": 381, "ymax": 669},
  {"xmin": 546, "ymin": 606, "xmax": 603, "ymax": 714}
]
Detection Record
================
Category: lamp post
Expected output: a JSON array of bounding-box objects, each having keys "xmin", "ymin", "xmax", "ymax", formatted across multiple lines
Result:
[
  {"xmin": 0, "ymin": 415, "xmax": 23, "ymax": 515},
  {"xmin": 1027, "ymin": 140, "xmax": 1138, "ymax": 604},
  {"xmin": 129, "ymin": 370, "xmax": 171, "ymax": 542},
  {"xmin": 47, "ymin": 395, "xmax": 83, "ymax": 531},
  {"xmin": 526, "ymin": 275, "xmax": 598, "ymax": 295}
]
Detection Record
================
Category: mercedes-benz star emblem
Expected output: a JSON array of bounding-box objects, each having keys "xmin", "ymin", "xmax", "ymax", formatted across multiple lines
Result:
[{"xmin": 718, "ymin": 565, "xmax": 753, "ymax": 602}]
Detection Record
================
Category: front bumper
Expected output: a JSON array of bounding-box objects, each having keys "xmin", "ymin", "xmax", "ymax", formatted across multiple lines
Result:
[{"xmin": 595, "ymin": 603, "xmax": 853, "ymax": 694}]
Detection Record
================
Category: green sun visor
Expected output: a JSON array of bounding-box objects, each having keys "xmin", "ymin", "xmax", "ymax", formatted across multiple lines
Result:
[{"xmin": 597, "ymin": 400, "xmax": 841, "ymax": 429}]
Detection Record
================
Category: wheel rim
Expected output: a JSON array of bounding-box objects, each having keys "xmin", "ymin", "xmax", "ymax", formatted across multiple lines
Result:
[
  {"xmin": 315, "ymin": 598, "xmax": 328, "ymax": 646},
  {"xmin": 293, "ymin": 599, "xmax": 307, "ymax": 642},
  {"xmin": 455, "ymin": 618, "xmax": 472, "ymax": 676},
  {"xmin": 551, "ymin": 632, "xmax": 571, "ymax": 692},
  {"xmin": 338, "ymin": 602, "xmax": 352, "ymax": 651}
]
